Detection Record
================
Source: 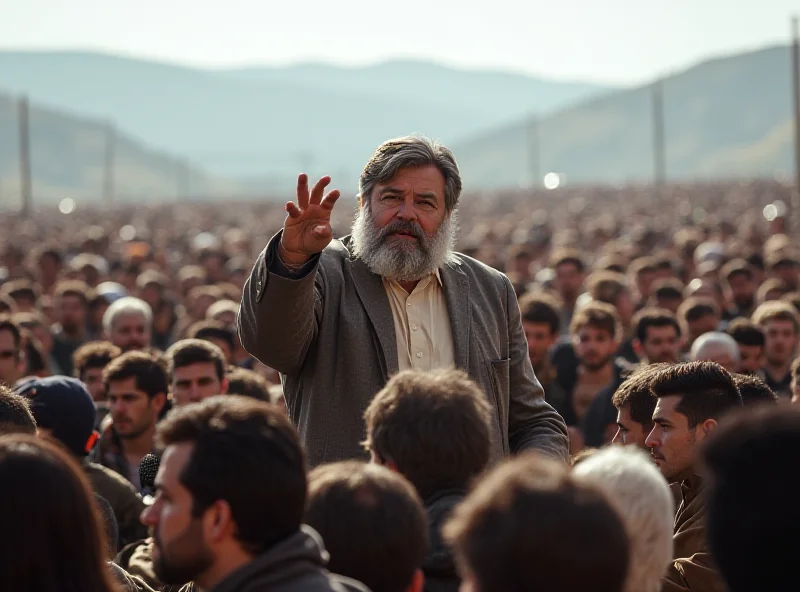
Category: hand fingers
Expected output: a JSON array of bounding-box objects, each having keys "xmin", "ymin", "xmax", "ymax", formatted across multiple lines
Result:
[
  {"xmin": 309, "ymin": 176, "xmax": 331, "ymax": 205},
  {"xmin": 296, "ymin": 174, "xmax": 309, "ymax": 209},
  {"xmin": 320, "ymin": 189, "xmax": 341, "ymax": 211},
  {"xmin": 285, "ymin": 201, "xmax": 301, "ymax": 219}
]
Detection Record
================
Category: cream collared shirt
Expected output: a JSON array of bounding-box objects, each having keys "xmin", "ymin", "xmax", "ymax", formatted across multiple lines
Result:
[{"xmin": 382, "ymin": 270, "xmax": 456, "ymax": 372}]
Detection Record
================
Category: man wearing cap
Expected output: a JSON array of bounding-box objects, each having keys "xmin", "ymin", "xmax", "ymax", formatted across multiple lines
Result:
[{"xmin": 17, "ymin": 375, "xmax": 148, "ymax": 546}]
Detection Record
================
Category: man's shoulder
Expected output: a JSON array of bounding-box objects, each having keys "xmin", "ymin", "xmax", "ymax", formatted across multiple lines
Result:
[
  {"xmin": 85, "ymin": 461, "xmax": 139, "ymax": 494},
  {"xmin": 447, "ymin": 251, "xmax": 507, "ymax": 282}
]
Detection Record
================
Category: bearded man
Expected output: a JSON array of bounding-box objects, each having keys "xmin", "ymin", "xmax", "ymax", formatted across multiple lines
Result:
[{"xmin": 238, "ymin": 136, "xmax": 568, "ymax": 466}]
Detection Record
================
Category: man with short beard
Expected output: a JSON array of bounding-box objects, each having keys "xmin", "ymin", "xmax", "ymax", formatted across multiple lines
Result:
[{"xmin": 239, "ymin": 136, "xmax": 568, "ymax": 466}]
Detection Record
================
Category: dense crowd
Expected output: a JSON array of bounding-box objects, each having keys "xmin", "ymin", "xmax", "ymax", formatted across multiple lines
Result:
[{"xmin": 0, "ymin": 137, "xmax": 798, "ymax": 592}]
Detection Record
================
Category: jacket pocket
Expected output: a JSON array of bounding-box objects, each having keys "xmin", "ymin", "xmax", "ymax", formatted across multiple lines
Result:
[{"xmin": 486, "ymin": 358, "xmax": 510, "ymax": 454}]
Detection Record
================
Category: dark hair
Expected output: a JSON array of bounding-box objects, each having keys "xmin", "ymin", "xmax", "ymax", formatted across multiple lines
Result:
[
  {"xmin": 611, "ymin": 364, "xmax": 668, "ymax": 429},
  {"xmin": 0, "ymin": 316, "xmax": 23, "ymax": 350},
  {"xmin": 726, "ymin": 319, "xmax": 766, "ymax": 347},
  {"xmin": 587, "ymin": 271, "xmax": 628, "ymax": 306},
  {"xmin": 225, "ymin": 367, "xmax": 271, "ymax": 402},
  {"xmin": 73, "ymin": 341, "xmax": 122, "ymax": 380},
  {"xmin": 732, "ymin": 374, "xmax": 778, "ymax": 406},
  {"xmin": 518, "ymin": 292, "xmax": 561, "ymax": 335},
  {"xmin": 187, "ymin": 321, "xmax": 236, "ymax": 356},
  {"xmin": 363, "ymin": 369, "xmax": 491, "ymax": 500},
  {"xmin": 0, "ymin": 295, "xmax": 17, "ymax": 315},
  {"xmin": 570, "ymin": 302, "xmax": 621, "ymax": 341},
  {"xmin": 551, "ymin": 249, "xmax": 585, "ymax": 272},
  {"xmin": 306, "ymin": 462, "xmax": 428, "ymax": 592},
  {"xmin": 702, "ymin": 406, "xmax": 800, "ymax": 592},
  {"xmin": 156, "ymin": 396, "xmax": 306, "ymax": 554},
  {"xmin": 102, "ymin": 351, "xmax": 168, "ymax": 399},
  {"xmin": 54, "ymin": 280, "xmax": 92, "ymax": 306},
  {"xmin": 165, "ymin": 339, "xmax": 226, "ymax": 382},
  {"xmin": 444, "ymin": 454, "xmax": 629, "ymax": 592},
  {"xmin": 633, "ymin": 308, "xmax": 681, "ymax": 343},
  {"xmin": 23, "ymin": 333, "xmax": 48, "ymax": 377},
  {"xmin": 651, "ymin": 278, "xmax": 685, "ymax": 301},
  {"xmin": 720, "ymin": 259, "xmax": 754, "ymax": 285},
  {"xmin": 0, "ymin": 435, "xmax": 119, "ymax": 592},
  {"xmin": 1, "ymin": 279, "xmax": 39, "ymax": 305},
  {"xmin": 630, "ymin": 256, "xmax": 657, "ymax": 277},
  {"xmin": 0, "ymin": 386, "xmax": 37, "ymax": 434},
  {"xmin": 649, "ymin": 361, "xmax": 743, "ymax": 428},
  {"xmin": 752, "ymin": 301, "xmax": 800, "ymax": 334},
  {"xmin": 781, "ymin": 291, "xmax": 800, "ymax": 314},
  {"xmin": 678, "ymin": 297, "xmax": 720, "ymax": 324}
]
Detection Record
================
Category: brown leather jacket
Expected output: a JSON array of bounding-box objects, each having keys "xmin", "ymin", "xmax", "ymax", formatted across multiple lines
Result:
[{"xmin": 662, "ymin": 475, "xmax": 726, "ymax": 592}]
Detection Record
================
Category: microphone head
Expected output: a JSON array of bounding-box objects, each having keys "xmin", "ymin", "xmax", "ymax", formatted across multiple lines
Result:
[{"xmin": 139, "ymin": 453, "xmax": 161, "ymax": 492}]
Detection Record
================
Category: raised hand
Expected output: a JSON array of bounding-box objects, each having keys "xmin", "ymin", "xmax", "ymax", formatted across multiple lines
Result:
[{"xmin": 279, "ymin": 174, "xmax": 341, "ymax": 265}]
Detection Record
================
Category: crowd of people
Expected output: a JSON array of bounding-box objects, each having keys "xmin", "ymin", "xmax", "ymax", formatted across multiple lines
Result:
[{"xmin": 0, "ymin": 135, "xmax": 798, "ymax": 592}]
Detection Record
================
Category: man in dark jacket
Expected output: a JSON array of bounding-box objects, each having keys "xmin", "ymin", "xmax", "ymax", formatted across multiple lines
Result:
[
  {"xmin": 141, "ymin": 396, "xmax": 369, "ymax": 592},
  {"xmin": 364, "ymin": 369, "xmax": 493, "ymax": 592}
]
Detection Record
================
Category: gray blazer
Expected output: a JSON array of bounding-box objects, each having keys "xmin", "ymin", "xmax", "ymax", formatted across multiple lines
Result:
[{"xmin": 238, "ymin": 232, "xmax": 569, "ymax": 466}]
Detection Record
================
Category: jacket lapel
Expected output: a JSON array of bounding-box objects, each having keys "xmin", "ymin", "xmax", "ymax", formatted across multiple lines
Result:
[
  {"xmin": 348, "ymin": 257, "xmax": 399, "ymax": 378},
  {"xmin": 442, "ymin": 260, "xmax": 471, "ymax": 370}
]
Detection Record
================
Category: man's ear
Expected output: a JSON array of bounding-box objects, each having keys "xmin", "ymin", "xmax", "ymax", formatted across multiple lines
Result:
[
  {"xmin": 152, "ymin": 392, "xmax": 168, "ymax": 415},
  {"xmin": 632, "ymin": 339, "xmax": 645, "ymax": 360},
  {"xmin": 205, "ymin": 499, "xmax": 235, "ymax": 543},
  {"xmin": 699, "ymin": 418, "xmax": 718, "ymax": 439},
  {"xmin": 407, "ymin": 568, "xmax": 424, "ymax": 592}
]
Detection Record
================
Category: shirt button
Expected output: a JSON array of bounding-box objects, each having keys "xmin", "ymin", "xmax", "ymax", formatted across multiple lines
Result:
[
  {"xmin": 411, "ymin": 324, "xmax": 418, "ymax": 331},
  {"xmin": 406, "ymin": 302, "xmax": 411, "ymax": 307},
  {"xmin": 416, "ymin": 351, "xmax": 423, "ymax": 358}
]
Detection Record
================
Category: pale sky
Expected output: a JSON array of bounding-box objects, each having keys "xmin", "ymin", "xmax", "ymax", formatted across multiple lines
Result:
[{"xmin": 1, "ymin": 0, "xmax": 797, "ymax": 84}]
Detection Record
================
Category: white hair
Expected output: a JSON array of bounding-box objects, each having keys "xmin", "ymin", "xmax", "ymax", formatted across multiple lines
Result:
[
  {"xmin": 690, "ymin": 332, "xmax": 740, "ymax": 363},
  {"xmin": 102, "ymin": 297, "xmax": 153, "ymax": 334},
  {"xmin": 573, "ymin": 446, "xmax": 674, "ymax": 592}
]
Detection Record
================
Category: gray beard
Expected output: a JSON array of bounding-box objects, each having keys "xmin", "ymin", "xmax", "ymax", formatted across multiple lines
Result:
[{"xmin": 350, "ymin": 206, "xmax": 458, "ymax": 282}]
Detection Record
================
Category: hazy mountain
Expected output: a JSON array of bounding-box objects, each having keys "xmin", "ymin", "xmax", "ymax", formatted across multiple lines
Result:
[
  {"xmin": 0, "ymin": 51, "xmax": 613, "ymax": 182},
  {"xmin": 454, "ymin": 45, "xmax": 795, "ymax": 188}
]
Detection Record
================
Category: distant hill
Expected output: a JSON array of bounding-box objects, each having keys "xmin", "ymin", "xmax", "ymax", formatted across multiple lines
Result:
[
  {"xmin": 0, "ymin": 92, "xmax": 235, "ymax": 206},
  {"xmin": 454, "ymin": 46, "xmax": 796, "ymax": 188},
  {"xmin": 0, "ymin": 51, "xmax": 612, "ymax": 182}
]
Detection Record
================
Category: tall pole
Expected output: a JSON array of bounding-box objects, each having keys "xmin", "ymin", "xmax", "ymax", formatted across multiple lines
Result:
[
  {"xmin": 18, "ymin": 95, "xmax": 32, "ymax": 217},
  {"xmin": 652, "ymin": 78, "xmax": 666, "ymax": 187},
  {"xmin": 103, "ymin": 123, "xmax": 115, "ymax": 204},
  {"xmin": 791, "ymin": 16, "xmax": 800, "ymax": 232},
  {"xmin": 527, "ymin": 115, "xmax": 540, "ymax": 188}
]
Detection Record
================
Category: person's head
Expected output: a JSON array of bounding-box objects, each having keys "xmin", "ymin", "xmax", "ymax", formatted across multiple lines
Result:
[
  {"xmin": 689, "ymin": 332, "xmax": 740, "ymax": 373},
  {"xmin": 677, "ymin": 297, "xmax": 720, "ymax": 348},
  {"xmin": 767, "ymin": 251, "xmax": 800, "ymax": 290},
  {"xmin": 73, "ymin": 341, "xmax": 122, "ymax": 402},
  {"xmin": 630, "ymin": 256, "xmax": 658, "ymax": 301},
  {"xmin": 646, "ymin": 361, "xmax": 743, "ymax": 483},
  {"xmin": 732, "ymin": 373, "xmax": 778, "ymax": 406},
  {"xmin": 136, "ymin": 270, "xmax": 168, "ymax": 310},
  {"xmin": 721, "ymin": 259, "xmax": 756, "ymax": 312},
  {"xmin": 1, "ymin": 279, "xmax": 39, "ymax": 312},
  {"xmin": 752, "ymin": 301, "xmax": 799, "ymax": 369},
  {"xmin": 14, "ymin": 311, "xmax": 54, "ymax": 355},
  {"xmin": 0, "ymin": 316, "xmax": 24, "ymax": 386},
  {"xmin": 444, "ymin": 453, "xmax": 629, "ymax": 592},
  {"xmin": 351, "ymin": 136, "xmax": 461, "ymax": 282},
  {"xmin": 611, "ymin": 364, "xmax": 666, "ymax": 450},
  {"xmin": 225, "ymin": 367, "xmax": 271, "ymax": 403},
  {"xmin": 649, "ymin": 278, "xmax": 684, "ymax": 313},
  {"xmin": 306, "ymin": 462, "xmax": 427, "ymax": 592},
  {"xmin": 103, "ymin": 296, "xmax": 153, "ymax": 352},
  {"xmin": 551, "ymin": 249, "xmax": 586, "ymax": 302},
  {"xmin": 702, "ymin": 405, "xmax": 800, "ymax": 592},
  {"xmin": 103, "ymin": 351, "xmax": 168, "ymax": 441},
  {"xmin": 54, "ymin": 280, "xmax": 91, "ymax": 335},
  {"xmin": 15, "ymin": 376, "xmax": 98, "ymax": 457},
  {"xmin": 141, "ymin": 396, "xmax": 306, "ymax": 590},
  {"xmin": 36, "ymin": 247, "xmax": 63, "ymax": 280},
  {"xmin": 588, "ymin": 271, "xmax": 635, "ymax": 328},
  {"xmin": 725, "ymin": 319, "xmax": 766, "ymax": 374},
  {"xmin": 518, "ymin": 292, "xmax": 561, "ymax": 370},
  {"xmin": 166, "ymin": 339, "xmax": 229, "ymax": 406},
  {"xmin": 570, "ymin": 302, "xmax": 621, "ymax": 371},
  {"xmin": 573, "ymin": 446, "xmax": 674, "ymax": 592},
  {"xmin": 205, "ymin": 300, "xmax": 239, "ymax": 327},
  {"xmin": 632, "ymin": 308, "xmax": 682, "ymax": 364},
  {"xmin": 364, "ymin": 369, "xmax": 491, "ymax": 500},
  {"xmin": 0, "ymin": 386, "xmax": 36, "ymax": 435},
  {"xmin": 0, "ymin": 435, "xmax": 118, "ymax": 592},
  {"xmin": 187, "ymin": 321, "xmax": 236, "ymax": 365}
]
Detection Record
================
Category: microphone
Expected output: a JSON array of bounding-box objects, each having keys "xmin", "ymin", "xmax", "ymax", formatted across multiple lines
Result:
[{"xmin": 139, "ymin": 453, "xmax": 160, "ymax": 504}]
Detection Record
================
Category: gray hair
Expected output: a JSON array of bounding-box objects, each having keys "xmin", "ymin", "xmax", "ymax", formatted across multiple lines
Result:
[
  {"xmin": 359, "ymin": 135, "xmax": 462, "ymax": 212},
  {"xmin": 573, "ymin": 446, "xmax": 674, "ymax": 592},
  {"xmin": 690, "ymin": 332, "xmax": 740, "ymax": 363},
  {"xmin": 102, "ymin": 297, "xmax": 153, "ymax": 334}
]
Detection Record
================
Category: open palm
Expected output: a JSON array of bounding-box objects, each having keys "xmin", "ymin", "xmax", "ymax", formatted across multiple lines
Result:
[{"xmin": 280, "ymin": 174, "xmax": 342, "ymax": 264}]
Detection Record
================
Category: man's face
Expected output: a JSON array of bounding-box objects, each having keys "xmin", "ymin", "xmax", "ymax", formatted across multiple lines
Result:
[
  {"xmin": 351, "ymin": 165, "xmax": 454, "ymax": 282},
  {"xmin": 639, "ymin": 325, "xmax": 681, "ymax": 364},
  {"xmin": 763, "ymin": 320, "xmax": 798, "ymax": 367},
  {"xmin": 107, "ymin": 377, "xmax": 164, "ymax": 439},
  {"xmin": 615, "ymin": 291, "xmax": 635, "ymax": 327},
  {"xmin": 172, "ymin": 362, "xmax": 227, "ymax": 407},
  {"xmin": 636, "ymin": 270, "xmax": 657, "ymax": 301},
  {"xmin": 654, "ymin": 296, "xmax": 682, "ymax": 314},
  {"xmin": 554, "ymin": 263, "xmax": 584, "ymax": 301},
  {"xmin": 737, "ymin": 344, "xmax": 764, "ymax": 374},
  {"xmin": 141, "ymin": 443, "xmax": 214, "ymax": 585},
  {"xmin": 646, "ymin": 395, "xmax": 709, "ymax": 483},
  {"xmin": 774, "ymin": 262, "xmax": 800, "ymax": 290},
  {"xmin": 82, "ymin": 367, "xmax": 107, "ymax": 402},
  {"xmin": 687, "ymin": 314, "xmax": 719, "ymax": 347},
  {"xmin": 522, "ymin": 322, "xmax": 556, "ymax": 370},
  {"xmin": 574, "ymin": 326, "xmax": 617, "ymax": 372},
  {"xmin": 727, "ymin": 274, "xmax": 755, "ymax": 310},
  {"xmin": 59, "ymin": 294, "xmax": 87, "ymax": 333},
  {"xmin": 0, "ymin": 329, "xmax": 22, "ymax": 385},
  {"xmin": 612, "ymin": 405, "xmax": 650, "ymax": 450},
  {"xmin": 110, "ymin": 314, "xmax": 152, "ymax": 352}
]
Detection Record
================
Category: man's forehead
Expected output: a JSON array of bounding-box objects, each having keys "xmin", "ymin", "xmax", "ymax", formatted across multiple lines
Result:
[
  {"xmin": 158, "ymin": 443, "xmax": 194, "ymax": 484},
  {"xmin": 654, "ymin": 395, "xmax": 681, "ymax": 413},
  {"xmin": 174, "ymin": 362, "xmax": 218, "ymax": 379}
]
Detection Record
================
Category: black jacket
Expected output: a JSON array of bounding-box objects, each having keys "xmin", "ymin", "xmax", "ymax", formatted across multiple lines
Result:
[{"xmin": 422, "ymin": 490, "xmax": 464, "ymax": 592}]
